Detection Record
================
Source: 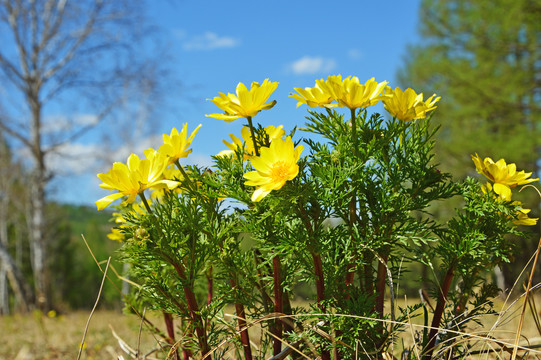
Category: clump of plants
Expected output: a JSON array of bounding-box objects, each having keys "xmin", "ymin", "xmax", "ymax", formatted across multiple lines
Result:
[{"xmin": 95, "ymin": 75, "xmax": 539, "ymax": 359}]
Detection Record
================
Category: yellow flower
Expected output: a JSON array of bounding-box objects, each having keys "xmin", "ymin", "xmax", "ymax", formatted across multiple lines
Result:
[
  {"xmin": 206, "ymin": 79, "xmax": 278, "ymax": 122},
  {"xmin": 382, "ymin": 86, "xmax": 440, "ymax": 121},
  {"xmin": 513, "ymin": 206, "xmax": 538, "ymax": 226},
  {"xmin": 243, "ymin": 137, "xmax": 303, "ymax": 202},
  {"xmin": 326, "ymin": 75, "xmax": 387, "ymax": 109},
  {"xmin": 481, "ymin": 184, "xmax": 538, "ymax": 226},
  {"xmin": 158, "ymin": 123, "xmax": 201, "ymax": 164},
  {"xmin": 289, "ymin": 80, "xmax": 335, "ymax": 108},
  {"xmin": 216, "ymin": 149, "xmax": 234, "ymax": 158},
  {"xmin": 223, "ymin": 125, "xmax": 285, "ymax": 160},
  {"xmin": 96, "ymin": 149, "xmax": 178, "ymax": 210},
  {"xmin": 151, "ymin": 166, "xmax": 186, "ymax": 199},
  {"xmin": 107, "ymin": 227, "xmax": 126, "ymax": 242},
  {"xmin": 472, "ymin": 154, "xmax": 539, "ymax": 200}
]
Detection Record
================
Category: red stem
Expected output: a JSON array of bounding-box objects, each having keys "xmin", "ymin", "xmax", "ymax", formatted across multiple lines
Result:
[
  {"xmin": 207, "ymin": 267, "xmax": 213, "ymax": 305},
  {"xmin": 282, "ymin": 290, "xmax": 294, "ymax": 334},
  {"xmin": 171, "ymin": 262, "xmax": 210, "ymax": 360},
  {"xmin": 273, "ymin": 255, "xmax": 283, "ymax": 355},
  {"xmin": 312, "ymin": 252, "xmax": 326, "ymax": 312},
  {"xmin": 425, "ymin": 266, "xmax": 455, "ymax": 360},
  {"xmin": 229, "ymin": 277, "xmax": 253, "ymax": 360},
  {"xmin": 163, "ymin": 312, "xmax": 180, "ymax": 360},
  {"xmin": 375, "ymin": 253, "xmax": 389, "ymax": 318},
  {"xmin": 298, "ymin": 204, "xmax": 330, "ymax": 360},
  {"xmin": 344, "ymin": 192, "xmax": 358, "ymax": 298}
]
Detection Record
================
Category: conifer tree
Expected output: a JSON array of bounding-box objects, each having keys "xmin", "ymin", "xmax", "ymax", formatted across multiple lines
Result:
[{"xmin": 398, "ymin": 0, "xmax": 541, "ymax": 287}]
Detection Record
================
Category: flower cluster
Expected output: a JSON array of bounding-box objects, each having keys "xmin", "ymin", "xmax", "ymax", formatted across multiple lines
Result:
[
  {"xmin": 473, "ymin": 154, "xmax": 539, "ymax": 225},
  {"xmin": 290, "ymin": 75, "xmax": 440, "ymax": 121},
  {"xmin": 96, "ymin": 123, "xmax": 200, "ymax": 210},
  {"xmin": 290, "ymin": 75, "xmax": 388, "ymax": 110}
]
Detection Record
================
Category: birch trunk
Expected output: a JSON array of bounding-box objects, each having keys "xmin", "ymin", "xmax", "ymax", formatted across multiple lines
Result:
[{"xmin": 0, "ymin": 242, "xmax": 32, "ymax": 311}]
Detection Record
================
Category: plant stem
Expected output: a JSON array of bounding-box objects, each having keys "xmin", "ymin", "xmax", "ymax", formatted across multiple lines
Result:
[
  {"xmin": 344, "ymin": 196, "xmax": 358, "ymax": 298},
  {"xmin": 163, "ymin": 312, "xmax": 180, "ymax": 360},
  {"xmin": 297, "ymin": 204, "xmax": 326, "ymax": 311},
  {"xmin": 375, "ymin": 253, "xmax": 389, "ymax": 319},
  {"xmin": 350, "ymin": 108, "xmax": 358, "ymax": 157},
  {"xmin": 253, "ymin": 250, "xmax": 274, "ymax": 313},
  {"xmin": 297, "ymin": 203, "xmax": 330, "ymax": 360},
  {"xmin": 312, "ymin": 252, "xmax": 326, "ymax": 312},
  {"xmin": 170, "ymin": 261, "xmax": 210, "ymax": 360},
  {"xmin": 282, "ymin": 290, "xmax": 294, "ymax": 335},
  {"xmin": 246, "ymin": 116, "xmax": 260, "ymax": 156},
  {"xmin": 174, "ymin": 160, "xmax": 197, "ymax": 190},
  {"xmin": 229, "ymin": 277, "xmax": 253, "ymax": 360},
  {"xmin": 273, "ymin": 255, "xmax": 283, "ymax": 356},
  {"xmin": 207, "ymin": 267, "xmax": 213, "ymax": 305},
  {"xmin": 424, "ymin": 266, "xmax": 455, "ymax": 360},
  {"xmin": 346, "ymin": 106, "xmax": 360, "ymax": 293},
  {"xmin": 139, "ymin": 192, "xmax": 153, "ymax": 214}
]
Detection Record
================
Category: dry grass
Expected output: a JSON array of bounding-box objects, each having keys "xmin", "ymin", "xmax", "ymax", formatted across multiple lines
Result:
[
  {"xmin": 1, "ymin": 295, "xmax": 541, "ymax": 359},
  {"xmin": 390, "ymin": 294, "xmax": 541, "ymax": 358},
  {"xmin": 0, "ymin": 309, "xmax": 159, "ymax": 360}
]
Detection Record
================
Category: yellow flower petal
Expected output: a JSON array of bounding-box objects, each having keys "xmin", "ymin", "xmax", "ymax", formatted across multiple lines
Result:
[
  {"xmin": 158, "ymin": 123, "xmax": 201, "ymax": 164},
  {"xmin": 243, "ymin": 137, "xmax": 303, "ymax": 202},
  {"xmin": 206, "ymin": 79, "xmax": 278, "ymax": 122},
  {"xmin": 289, "ymin": 81, "xmax": 335, "ymax": 108},
  {"xmin": 383, "ymin": 86, "xmax": 440, "ymax": 121},
  {"xmin": 96, "ymin": 149, "xmax": 177, "ymax": 210},
  {"xmin": 95, "ymin": 192, "xmax": 125, "ymax": 211},
  {"xmin": 471, "ymin": 154, "xmax": 539, "ymax": 196},
  {"xmin": 327, "ymin": 76, "xmax": 388, "ymax": 110}
]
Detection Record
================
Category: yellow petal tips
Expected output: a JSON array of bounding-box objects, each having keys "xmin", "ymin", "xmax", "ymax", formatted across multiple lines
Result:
[{"xmin": 206, "ymin": 79, "xmax": 278, "ymax": 122}]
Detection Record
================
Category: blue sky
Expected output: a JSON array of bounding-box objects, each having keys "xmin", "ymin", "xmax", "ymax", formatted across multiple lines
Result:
[{"xmin": 49, "ymin": 0, "xmax": 423, "ymax": 206}]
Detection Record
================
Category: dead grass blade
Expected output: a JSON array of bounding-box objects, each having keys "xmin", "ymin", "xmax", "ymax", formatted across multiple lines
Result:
[
  {"xmin": 77, "ymin": 256, "xmax": 111, "ymax": 360},
  {"xmin": 511, "ymin": 233, "xmax": 541, "ymax": 359}
]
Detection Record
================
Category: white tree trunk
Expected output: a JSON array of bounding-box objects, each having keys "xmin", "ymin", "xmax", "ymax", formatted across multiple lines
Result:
[
  {"xmin": 30, "ymin": 180, "xmax": 48, "ymax": 309},
  {"xmin": 0, "ymin": 242, "xmax": 31, "ymax": 311}
]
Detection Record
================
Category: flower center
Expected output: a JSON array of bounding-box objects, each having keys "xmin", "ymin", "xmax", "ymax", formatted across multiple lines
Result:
[{"xmin": 270, "ymin": 161, "xmax": 289, "ymax": 181}]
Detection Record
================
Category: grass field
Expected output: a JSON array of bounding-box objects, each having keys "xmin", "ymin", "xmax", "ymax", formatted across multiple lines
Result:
[
  {"xmin": 0, "ymin": 309, "xmax": 158, "ymax": 360},
  {"xmin": 2, "ymin": 295, "xmax": 541, "ymax": 359}
]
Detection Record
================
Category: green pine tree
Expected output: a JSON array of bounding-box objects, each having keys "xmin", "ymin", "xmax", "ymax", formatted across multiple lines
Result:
[{"xmin": 398, "ymin": 0, "xmax": 541, "ymax": 290}]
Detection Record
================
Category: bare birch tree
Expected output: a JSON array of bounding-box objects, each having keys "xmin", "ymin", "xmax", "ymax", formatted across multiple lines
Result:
[
  {"xmin": 0, "ymin": 0, "xmax": 169, "ymax": 310},
  {"xmin": 0, "ymin": 136, "xmax": 33, "ymax": 313}
]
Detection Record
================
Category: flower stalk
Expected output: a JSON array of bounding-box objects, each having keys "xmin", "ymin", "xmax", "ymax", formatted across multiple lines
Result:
[
  {"xmin": 170, "ymin": 260, "xmax": 210, "ymax": 360},
  {"xmin": 272, "ymin": 255, "xmax": 283, "ymax": 355},
  {"xmin": 246, "ymin": 116, "xmax": 260, "ymax": 156},
  {"xmin": 312, "ymin": 252, "xmax": 326, "ymax": 311},
  {"xmin": 424, "ymin": 265, "xmax": 455, "ymax": 360},
  {"xmin": 163, "ymin": 313, "xmax": 180, "ymax": 360},
  {"xmin": 229, "ymin": 277, "xmax": 253, "ymax": 360},
  {"xmin": 375, "ymin": 253, "xmax": 389, "ymax": 319}
]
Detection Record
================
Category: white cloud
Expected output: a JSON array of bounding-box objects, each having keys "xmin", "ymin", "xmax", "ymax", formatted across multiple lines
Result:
[
  {"xmin": 348, "ymin": 48, "xmax": 363, "ymax": 60},
  {"xmin": 44, "ymin": 135, "xmax": 215, "ymax": 177},
  {"xmin": 42, "ymin": 113, "xmax": 99, "ymax": 134},
  {"xmin": 45, "ymin": 142, "xmax": 104, "ymax": 175},
  {"xmin": 288, "ymin": 56, "xmax": 336, "ymax": 75},
  {"xmin": 173, "ymin": 28, "xmax": 187, "ymax": 39},
  {"xmin": 181, "ymin": 152, "xmax": 214, "ymax": 168},
  {"xmin": 182, "ymin": 31, "xmax": 241, "ymax": 51},
  {"xmin": 108, "ymin": 134, "xmax": 163, "ymax": 164}
]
